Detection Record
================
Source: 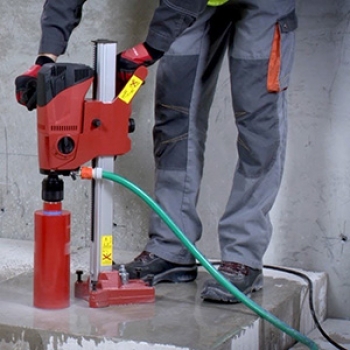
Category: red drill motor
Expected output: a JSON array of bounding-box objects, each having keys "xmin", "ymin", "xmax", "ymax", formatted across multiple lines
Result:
[
  {"xmin": 34, "ymin": 62, "xmax": 148, "ymax": 309},
  {"xmin": 36, "ymin": 63, "xmax": 144, "ymax": 175}
]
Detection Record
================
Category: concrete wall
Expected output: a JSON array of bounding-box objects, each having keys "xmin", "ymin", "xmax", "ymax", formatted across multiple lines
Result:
[
  {"xmin": 265, "ymin": 0, "xmax": 350, "ymax": 319},
  {"xmin": 1, "ymin": 0, "xmax": 349, "ymax": 319}
]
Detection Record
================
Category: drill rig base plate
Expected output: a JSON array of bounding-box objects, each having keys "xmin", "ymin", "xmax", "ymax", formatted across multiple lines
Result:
[{"xmin": 75, "ymin": 271, "xmax": 155, "ymax": 308}]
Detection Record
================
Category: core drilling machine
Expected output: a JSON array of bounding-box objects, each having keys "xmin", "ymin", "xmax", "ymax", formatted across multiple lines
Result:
[{"xmin": 34, "ymin": 40, "xmax": 155, "ymax": 309}]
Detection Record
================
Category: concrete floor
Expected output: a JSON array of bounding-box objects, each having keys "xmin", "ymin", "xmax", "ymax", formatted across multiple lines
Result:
[{"xmin": 0, "ymin": 238, "xmax": 349, "ymax": 350}]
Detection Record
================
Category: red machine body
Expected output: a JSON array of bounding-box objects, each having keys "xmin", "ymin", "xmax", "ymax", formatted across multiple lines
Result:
[
  {"xmin": 34, "ymin": 62, "xmax": 154, "ymax": 309},
  {"xmin": 36, "ymin": 63, "xmax": 148, "ymax": 174},
  {"xmin": 34, "ymin": 202, "xmax": 70, "ymax": 309}
]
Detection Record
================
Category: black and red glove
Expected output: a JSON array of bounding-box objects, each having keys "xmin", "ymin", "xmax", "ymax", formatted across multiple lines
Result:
[
  {"xmin": 117, "ymin": 42, "xmax": 163, "ymax": 92},
  {"xmin": 15, "ymin": 56, "xmax": 55, "ymax": 111}
]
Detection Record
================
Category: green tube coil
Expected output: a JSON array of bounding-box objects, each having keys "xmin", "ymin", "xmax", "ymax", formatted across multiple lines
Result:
[{"xmin": 102, "ymin": 170, "xmax": 318, "ymax": 350}]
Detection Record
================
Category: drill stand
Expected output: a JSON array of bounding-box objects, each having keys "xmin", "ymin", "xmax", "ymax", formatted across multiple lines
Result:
[
  {"xmin": 35, "ymin": 40, "xmax": 155, "ymax": 309},
  {"xmin": 75, "ymin": 40, "xmax": 154, "ymax": 308},
  {"xmin": 75, "ymin": 269, "xmax": 154, "ymax": 308}
]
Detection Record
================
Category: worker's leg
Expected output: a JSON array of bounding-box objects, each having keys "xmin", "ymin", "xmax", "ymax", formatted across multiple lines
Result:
[
  {"xmin": 146, "ymin": 7, "xmax": 234, "ymax": 265},
  {"xmin": 120, "ymin": 6, "xmax": 232, "ymax": 283},
  {"xmin": 202, "ymin": 0, "xmax": 297, "ymax": 302}
]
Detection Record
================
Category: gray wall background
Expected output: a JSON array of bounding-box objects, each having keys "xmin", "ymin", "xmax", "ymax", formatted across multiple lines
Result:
[{"xmin": 1, "ymin": 0, "xmax": 349, "ymax": 319}]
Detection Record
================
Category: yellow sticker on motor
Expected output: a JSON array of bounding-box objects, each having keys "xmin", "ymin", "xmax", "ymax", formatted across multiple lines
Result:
[
  {"xmin": 101, "ymin": 235, "xmax": 113, "ymax": 266},
  {"xmin": 118, "ymin": 75, "xmax": 143, "ymax": 104}
]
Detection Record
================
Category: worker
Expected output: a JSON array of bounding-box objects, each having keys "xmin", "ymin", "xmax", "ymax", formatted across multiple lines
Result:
[{"xmin": 15, "ymin": 0, "xmax": 297, "ymax": 303}]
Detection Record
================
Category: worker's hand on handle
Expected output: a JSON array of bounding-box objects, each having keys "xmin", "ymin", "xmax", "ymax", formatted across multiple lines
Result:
[
  {"xmin": 15, "ymin": 55, "xmax": 55, "ymax": 111},
  {"xmin": 117, "ymin": 42, "xmax": 163, "ymax": 93}
]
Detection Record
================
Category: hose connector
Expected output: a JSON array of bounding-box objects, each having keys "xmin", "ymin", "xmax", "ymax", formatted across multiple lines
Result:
[{"xmin": 79, "ymin": 167, "xmax": 103, "ymax": 180}]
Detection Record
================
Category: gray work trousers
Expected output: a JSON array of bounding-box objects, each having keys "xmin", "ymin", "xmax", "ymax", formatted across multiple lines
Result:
[{"xmin": 145, "ymin": 0, "xmax": 297, "ymax": 269}]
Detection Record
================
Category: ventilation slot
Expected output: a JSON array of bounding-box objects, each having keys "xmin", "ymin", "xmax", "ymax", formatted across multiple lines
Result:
[{"xmin": 51, "ymin": 126, "xmax": 78, "ymax": 132}]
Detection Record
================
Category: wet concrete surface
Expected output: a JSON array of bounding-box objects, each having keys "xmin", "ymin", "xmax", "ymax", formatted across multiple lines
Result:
[
  {"xmin": 0, "ymin": 268, "xmax": 314, "ymax": 349},
  {"xmin": 0, "ymin": 238, "xmax": 348, "ymax": 350}
]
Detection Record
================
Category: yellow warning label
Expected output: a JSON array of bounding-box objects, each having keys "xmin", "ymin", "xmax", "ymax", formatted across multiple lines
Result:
[
  {"xmin": 118, "ymin": 75, "xmax": 143, "ymax": 104},
  {"xmin": 100, "ymin": 235, "xmax": 113, "ymax": 266}
]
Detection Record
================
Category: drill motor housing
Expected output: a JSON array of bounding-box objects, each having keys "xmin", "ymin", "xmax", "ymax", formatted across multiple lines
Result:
[{"xmin": 36, "ymin": 63, "xmax": 144, "ymax": 175}]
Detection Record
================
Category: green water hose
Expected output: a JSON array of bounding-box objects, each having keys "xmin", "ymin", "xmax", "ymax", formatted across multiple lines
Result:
[{"xmin": 101, "ymin": 169, "xmax": 318, "ymax": 350}]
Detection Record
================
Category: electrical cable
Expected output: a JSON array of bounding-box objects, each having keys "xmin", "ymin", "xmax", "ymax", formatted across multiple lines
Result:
[
  {"xmin": 204, "ymin": 260, "xmax": 347, "ymax": 350},
  {"xmin": 264, "ymin": 265, "xmax": 347, "ymax": 350},
  {"xmin": 98, "ymin": 169, "xmax": 319, "ymax": 350}
]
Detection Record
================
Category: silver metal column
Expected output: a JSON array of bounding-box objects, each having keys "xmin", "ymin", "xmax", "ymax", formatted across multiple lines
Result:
[{"xmin": 90, "ymin": 40, "xmax": 117, "ymax": 286}]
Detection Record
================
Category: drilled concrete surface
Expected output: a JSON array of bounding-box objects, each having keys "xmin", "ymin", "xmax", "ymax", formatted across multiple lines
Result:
[
  {"xmin": 0, "ymin": 238, "xmax": 331, "ymax": 350},
  {"xmin": 0, "ymin": 272, "xmax": 307, "ymax": 350}
]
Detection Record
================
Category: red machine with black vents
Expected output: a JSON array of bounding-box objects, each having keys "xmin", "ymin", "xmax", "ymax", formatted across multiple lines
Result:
[
  {"xmin": 34, "ymin": 40, "xmax": 154, "ymax": 309},
  {"xmin": 36, "ymin": 62, "xmax": 146, "ymax": 175}
]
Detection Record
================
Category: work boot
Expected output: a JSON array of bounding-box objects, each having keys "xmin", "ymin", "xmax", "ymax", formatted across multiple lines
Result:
[
  {"xmin": 114, "ymin": 251, "xmax": 198, "ymax": 285},
  {"xmin": 201, "ymin": 261, "xmax": 263, "ymax": 303}
]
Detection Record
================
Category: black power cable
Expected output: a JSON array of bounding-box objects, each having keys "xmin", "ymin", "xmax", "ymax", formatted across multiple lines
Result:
[
  {"xmin": 264, "ymin": 265, "xmax": 347, "ymax": 350},
  {"xmin": 198, "ymin": 260, "xmax": 347, "ymax": 350}
]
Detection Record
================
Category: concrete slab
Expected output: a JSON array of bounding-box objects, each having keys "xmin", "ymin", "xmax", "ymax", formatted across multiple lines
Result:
[{"xmin": 0, "ymin": 239, "xmax": 329, "ymax": 350}]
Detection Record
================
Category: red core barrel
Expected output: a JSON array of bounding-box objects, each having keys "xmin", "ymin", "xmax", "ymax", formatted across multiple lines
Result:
[{"xmin": 34, "ymin": 202, "xmax": 71, "ymax": 309}]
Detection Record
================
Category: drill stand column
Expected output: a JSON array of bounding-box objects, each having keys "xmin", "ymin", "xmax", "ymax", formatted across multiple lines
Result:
[{"xmin": 72, "ymin": 40, "xmax": 155, "ymax": 308}]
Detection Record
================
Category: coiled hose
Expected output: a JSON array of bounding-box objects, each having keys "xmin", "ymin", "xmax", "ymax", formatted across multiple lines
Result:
[{"xmin": 87, "ymin": 168, "xmax": 318, "ymax": 349}]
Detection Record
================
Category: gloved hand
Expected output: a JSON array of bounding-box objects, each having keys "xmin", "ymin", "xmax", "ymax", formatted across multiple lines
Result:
[
  {"xmin": 117, "ymin": 42, "xmax": 163, "ymax": 92},
  {"xmin": 15, "ymin": 56, "xmax": 55, "ymax": 111}
]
